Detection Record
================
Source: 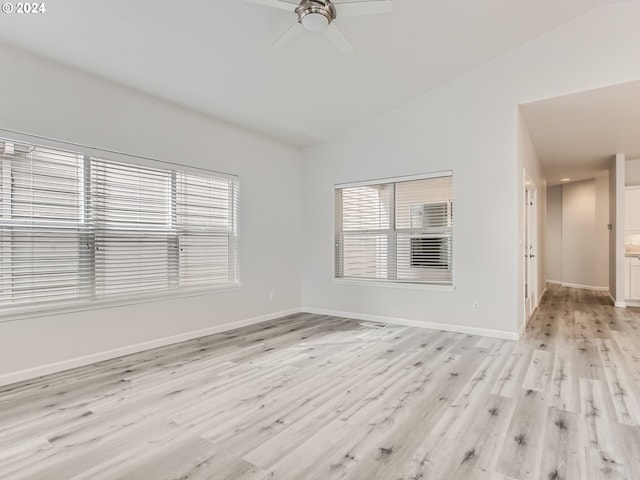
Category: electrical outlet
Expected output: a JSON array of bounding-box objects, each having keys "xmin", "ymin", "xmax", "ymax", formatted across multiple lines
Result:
[
  {"xmin": 270, "ymin": 290, "xmax": 275, "ymax": 301},
  {"xmin": 472, "ymin": 302, "xmax": 480, "ymax": 312}
]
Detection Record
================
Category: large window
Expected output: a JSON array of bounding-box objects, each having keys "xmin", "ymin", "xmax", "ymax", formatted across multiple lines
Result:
[
  {"xmin": 0, "ymin": 137, "xmax": 239, "ymax": 313},
  {"xmin": 335, "ymin": 172, "xmax": 452, "ymax": 285}
]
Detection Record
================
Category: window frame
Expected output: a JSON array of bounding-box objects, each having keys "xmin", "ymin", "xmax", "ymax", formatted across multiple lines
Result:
[
  {"xmin": 0, "ymin": 133, "xmax": 241, "ymax": 321},
  {"xmin": 334, "ymin": 171, "xmax": 453, "ymax": 288}
]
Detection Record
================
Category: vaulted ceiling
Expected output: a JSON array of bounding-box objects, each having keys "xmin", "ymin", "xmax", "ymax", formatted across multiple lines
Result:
[{"xmin": 0, "ymin": 0, "xmax": 629, "ymax": 146}]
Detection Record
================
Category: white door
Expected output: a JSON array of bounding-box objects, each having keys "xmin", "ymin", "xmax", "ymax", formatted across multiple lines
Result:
[{"xmin": 525, "ymin": 178, "xmax": 538, "ymax": 320}]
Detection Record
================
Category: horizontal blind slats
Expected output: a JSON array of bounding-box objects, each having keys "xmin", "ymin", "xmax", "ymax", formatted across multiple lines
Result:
[{"xmin": 0, "ymin": 137, "xmax": 239, "ymax": 311}]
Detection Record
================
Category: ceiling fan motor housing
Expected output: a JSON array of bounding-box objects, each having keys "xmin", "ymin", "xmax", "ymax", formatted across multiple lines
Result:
[{"xmin": 296, "ymin": 0, "xmax": 337, "ymax": 30}]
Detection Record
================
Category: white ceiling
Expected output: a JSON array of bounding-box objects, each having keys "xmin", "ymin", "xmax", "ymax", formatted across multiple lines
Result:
[
  {"xmin": 0, "ymin": 0, "xmax": 629, "ymax": 147},
  {"xmin": 521, "ymin": 80, "xmax": 640, "ymax": 186}
]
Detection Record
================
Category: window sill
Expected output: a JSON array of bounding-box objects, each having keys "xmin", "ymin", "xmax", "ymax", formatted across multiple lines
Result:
[
  {"xmin": 333, "ymin": 278, "xmax": 455, "ymax": 292},
  {"xmin": 0, "ymin": 284, "xmax": 244, "ymax": 323}
]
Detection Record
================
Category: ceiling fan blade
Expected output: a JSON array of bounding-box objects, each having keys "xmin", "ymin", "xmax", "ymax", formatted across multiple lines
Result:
[
  {"xmin": 274, "ymin": 22, "xmax": 304, "ymax": 48},
  {"xmin": 323, "ymin": 23, "xmax": 355, "ymax": 54},
  {"xmin": 335, "ymin": 0, "xmax": 392, "ymax": 18},
  {"xmin": 244, "ymin": 0, "xmax": 296, "ymax": 12}
]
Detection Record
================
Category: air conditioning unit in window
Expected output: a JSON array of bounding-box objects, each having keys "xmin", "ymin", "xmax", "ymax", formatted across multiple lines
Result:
[
  {"xmin": 410, "ymin": 237, "xmax": 451, "ymax": 269},
  {"xmin": 409, "ymin": 201, "xmax": 452, "ymax": 269},
  {"xmin": 410, "ymin": 201, "xmax": 452, "ymax": 228}
]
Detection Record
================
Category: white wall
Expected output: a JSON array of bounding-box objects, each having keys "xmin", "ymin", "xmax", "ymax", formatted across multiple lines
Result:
[
  {"xmin": 0, "ymin": 43, "xmax": 303, "ymax": 379},
  {"xmin": 561, "ymin": 179, "xmax": 610, "ymax": 289},
  {"xmin": 627, "ymin": 159, "xmax": 640, "ymax": 186},
  {"xmin": 562, "ymin": 181, "xmax": 596, "ymax": 287},
  {"xmin": 544, "ymin": 179, "xmax": 609, "ymax": 289},
  {"xmin": 545, "ymin": 179, "xmax": 610, "ymax": 289},
  {"xmin": 546, "ymin": 186, "xmax": 563, "ymax": 282},
  {"xmin": 301, "ymin": 2, "xmax": 640, "ymax": 337}
]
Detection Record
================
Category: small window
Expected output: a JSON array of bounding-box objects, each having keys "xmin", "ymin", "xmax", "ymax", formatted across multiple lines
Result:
[{"xmin": 335, "ymin": 172, "xmax": 453, "ymax": 285}]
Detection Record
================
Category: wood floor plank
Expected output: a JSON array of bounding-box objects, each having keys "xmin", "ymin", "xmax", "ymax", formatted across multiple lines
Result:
[
  {"xmin": 538, "ymin": 407, "xmax": 586, "ymax": 480},
  {"xmin": 494, "ymin": 390, "xmax": 547, "ymax": 480},
  {"xmin": 596, "ymin": 338, "xmax": 640, "ymax": 426},
  {"xmin": 548, "ymin": 339, "xmax": 580, "ymax": 413},
  {"xmin": 522, "ymin": 349, "xmax": 553, "ymax": 393},
  {"xmin": 491, "ymin": 347, "xmax": 531, "ymax": 399}
]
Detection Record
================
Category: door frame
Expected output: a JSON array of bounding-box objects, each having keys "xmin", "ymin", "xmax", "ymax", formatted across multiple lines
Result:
[{"xmin": 524, "ymin": 173, "xmax": 539, "ymax": 322}]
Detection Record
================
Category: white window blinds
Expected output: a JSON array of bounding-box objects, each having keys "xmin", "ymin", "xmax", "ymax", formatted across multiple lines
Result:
[
  {"xmin": 0, "ymin": 137, "xmax": 239, "ymax": 312},
  {"xmin": 91, "ymin": 158, "xmax": 174, "ymax": 297},
  {"xmin": 1, "ymin": 144, "xmax": 88, "ymax": 306},
  {"xmin": 176, "ymin": 172, "xmax": 239, "ymax": 287},
  {"xmin": 335, "ymin": 173, "xmax": 453, "ymax": 285}
]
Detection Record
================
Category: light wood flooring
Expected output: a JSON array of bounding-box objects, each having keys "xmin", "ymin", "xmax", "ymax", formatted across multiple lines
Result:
[{"xmin": 1, "ymin": 285, "xmax": 639, "ymax": 479}]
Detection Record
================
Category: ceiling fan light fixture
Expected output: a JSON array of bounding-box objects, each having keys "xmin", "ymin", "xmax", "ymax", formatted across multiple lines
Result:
[
  {"xmin": 246, "ymin": 0, "xmax": 392, "ymax": 52},
  {"xmin": 300, "ymin": 10, "xmax": 330, "ymax": 31},
  {"xmin": 296, "ymin": 1, "xmax": 335, "ymax": 31}
]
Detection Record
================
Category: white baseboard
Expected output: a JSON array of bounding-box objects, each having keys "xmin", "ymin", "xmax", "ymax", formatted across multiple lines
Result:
[
  {"xmin": 302, "ymin": 307, "xmax": 518, "ymax": 340},
  {"xmin": 0, "ymin": 307, "xmax": 301, "ymax": 388},
  {"xmin": 547, "ymin": 281, "xmax": 609, "ymax": 292},
  {"xmin": 608, "ymin": 292, "xmax": 617, "ymax": 306},
  {"xmin": 518, "ymin": 319, "xmax": 527, "ymax": 339},
  {"xmin": 538, "ymin": 286, "xmax": 548, "ymax": 303},
  {"xmin": 623, "ymin": 300, "xmax": 639, "ymax": 308},
  {"xmin": 563, "ymin": 283, "xmax": 609, "ymax": 291}
]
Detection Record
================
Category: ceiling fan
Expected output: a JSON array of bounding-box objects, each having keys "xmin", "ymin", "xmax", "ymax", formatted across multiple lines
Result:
[{"xmin": 244, "ymin": 0, "xmax": 392, "ymax": 54}]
